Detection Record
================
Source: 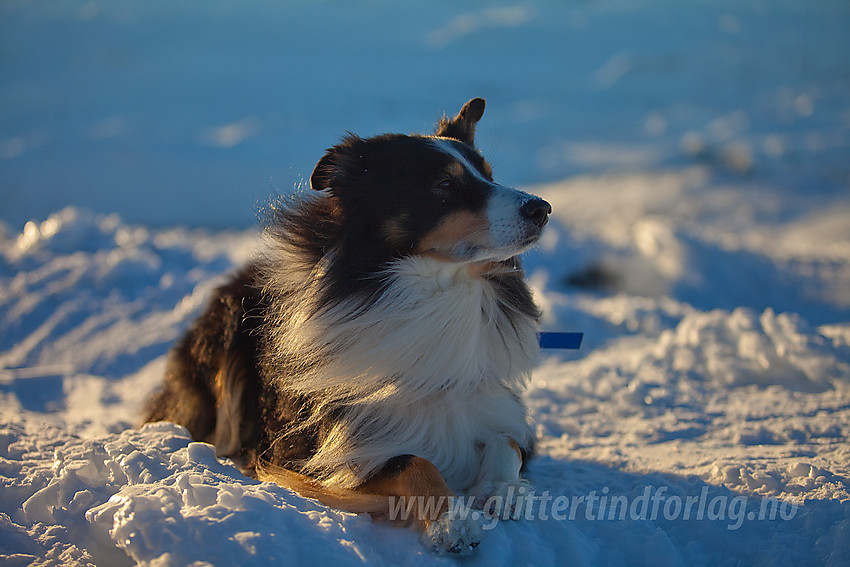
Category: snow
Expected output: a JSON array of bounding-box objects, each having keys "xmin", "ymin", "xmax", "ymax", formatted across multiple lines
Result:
[{"xmin": 2, "ymin": 0, "xmax": 849, "ymax": 565}]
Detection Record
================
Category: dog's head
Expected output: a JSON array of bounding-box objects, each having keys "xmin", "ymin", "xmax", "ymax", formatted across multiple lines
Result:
[{"xmin": 309, "ymin": 98, "xmax": 550, "ymax": 264}]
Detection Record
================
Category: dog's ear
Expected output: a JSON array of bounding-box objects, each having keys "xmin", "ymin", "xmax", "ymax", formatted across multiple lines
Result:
[
  {"xmin": 310, "ymin": 136, "xmax": 362, "ymax": 192},
  {"xmin": 310, "ymin": 152, "xmax": 336, "ymax": 192},
  {"xmin": 434, "ymin": 98, "xmax": 486, "ymax": 146}
]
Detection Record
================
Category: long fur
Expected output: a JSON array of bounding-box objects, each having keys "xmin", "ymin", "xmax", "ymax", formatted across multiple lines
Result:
[{"xmin": 260, "ymin": 233, "xmax": 537, "ymax": 487}]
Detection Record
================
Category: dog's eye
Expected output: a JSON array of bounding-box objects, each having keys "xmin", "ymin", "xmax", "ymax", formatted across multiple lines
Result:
[{"xmin": 436, "ymin": 178, "xmax": 455, "ymax": 191}]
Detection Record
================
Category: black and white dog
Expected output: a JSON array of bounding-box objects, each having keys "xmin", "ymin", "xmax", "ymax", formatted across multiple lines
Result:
[{"xmin": 146, "ymin": 98, "xmax": 551, "ymax": 554}]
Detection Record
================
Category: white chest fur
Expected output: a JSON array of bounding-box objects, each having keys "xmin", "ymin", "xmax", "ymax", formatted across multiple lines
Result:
[{"xmin": 275, "ymin": 256, "xmax": 538, "ymax": 489}]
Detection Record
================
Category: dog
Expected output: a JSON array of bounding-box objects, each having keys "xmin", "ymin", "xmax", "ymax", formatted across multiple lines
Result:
[{"xmin": 145, "ymin": 98, "xmax": 551, "ymax": 554}]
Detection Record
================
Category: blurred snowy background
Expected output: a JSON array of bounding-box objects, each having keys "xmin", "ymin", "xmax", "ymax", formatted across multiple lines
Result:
[
  {"xmin": 4, "ymin": 0, "xmax": 847, "ymax": 229},
  {"xmin": 2, "ymin": 1, "xmax": 849, "ymax": 565}
]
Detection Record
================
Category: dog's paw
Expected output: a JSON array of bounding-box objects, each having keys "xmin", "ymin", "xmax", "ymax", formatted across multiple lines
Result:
[
  {"xmin": 476, "ymin": 479, "xmax": 534, "ymax": 520},
  {"xmin": 424, "ymin": 510, "xmax": 484, "ymax": 555}
]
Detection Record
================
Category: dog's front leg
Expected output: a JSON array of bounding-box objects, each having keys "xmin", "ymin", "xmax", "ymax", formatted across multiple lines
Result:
[
  {"xmin": 470, "ymin": 435, "xmax": 533, "ymax": 519},
  {"xmin": 358, "ymin": 455, "xmax": 483, "ymax": 555}
]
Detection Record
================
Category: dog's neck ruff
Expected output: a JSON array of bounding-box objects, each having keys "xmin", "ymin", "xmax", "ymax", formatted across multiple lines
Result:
[
  {"xmin": 268, "ymin": 254, "xmax": 537, "ymax": 400},
  {"xmin": 262, "ymin": 246, "xmax": 538, "ymax": 488}
]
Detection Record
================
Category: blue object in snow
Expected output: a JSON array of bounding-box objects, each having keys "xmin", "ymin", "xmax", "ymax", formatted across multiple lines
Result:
[{"xmin": 539, "ymin": 332, "xmax": 584, "ymax": 349}]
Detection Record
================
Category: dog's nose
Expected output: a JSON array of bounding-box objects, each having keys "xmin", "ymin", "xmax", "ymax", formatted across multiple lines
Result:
[{"xmin": 520, "ymin": 198, "xmax": 552, "ymax": 228}]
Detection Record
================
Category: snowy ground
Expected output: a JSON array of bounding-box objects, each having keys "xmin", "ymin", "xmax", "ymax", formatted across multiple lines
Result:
[{"xmin": 2, "ymin": 1, "xmax": 849, "ymax": 566}]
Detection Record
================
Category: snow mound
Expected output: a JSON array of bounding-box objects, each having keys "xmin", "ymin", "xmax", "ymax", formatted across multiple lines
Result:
[
  {"xmin": 656, "ymin": 306, "xmax": 847, "ymax": 392},
  {"xmin": 3, "ymin": 420, "xmax": 848, "ymax": 567},
  {"xmin": 0, "ymin": 421, "xmax": 417, "ymax": 566},
  {"xmin": 1, "ymin": 207, "xmax": 257, "ymax": 381}
]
